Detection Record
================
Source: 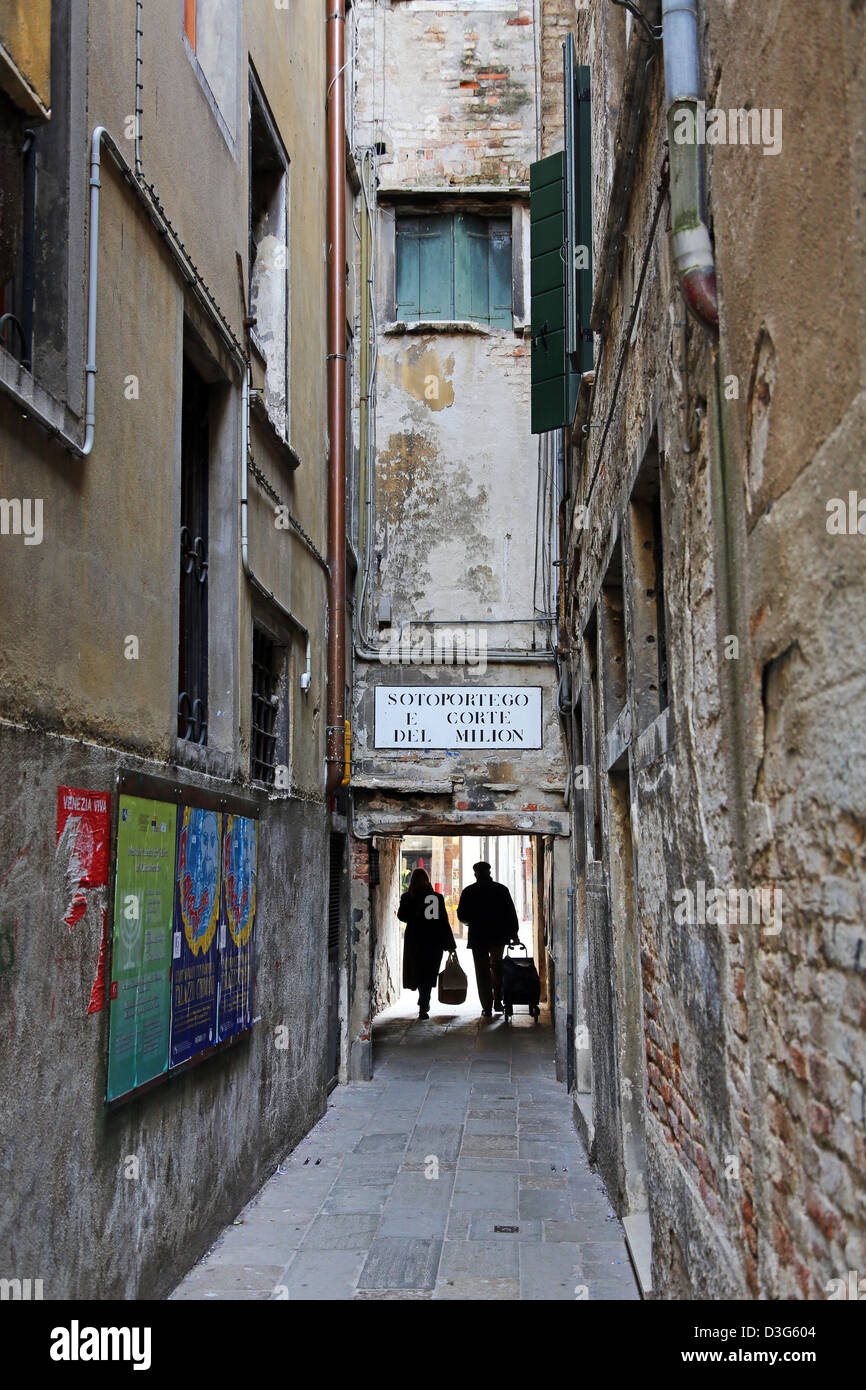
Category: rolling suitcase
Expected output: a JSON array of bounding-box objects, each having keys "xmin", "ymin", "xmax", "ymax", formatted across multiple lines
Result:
[{"xmin": 502, "ymin": 942, "xmax": 541, "ymax": 1022}]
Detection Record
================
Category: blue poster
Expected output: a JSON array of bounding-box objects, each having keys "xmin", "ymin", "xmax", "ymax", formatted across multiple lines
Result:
[
  {"xmin": 217, "ymin": 815, "xmax": 257, "ymax": 1041},
  {"xmin": 170, "ymin": 806, "xmax": 221, "ymax": 1067}
]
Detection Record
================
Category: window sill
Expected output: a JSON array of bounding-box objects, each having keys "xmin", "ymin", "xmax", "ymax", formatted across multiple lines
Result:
[
  {"xmin": 632, "ymin": 705, "xmax": 672, "ymax": 772},
  {"xmin": 0, "ymin": 346, "xmax": 81, "ymax": 442},
  {"xmin": 182, "ymin": 34, "xmax": 237, "ymax": 158},
  {"xmin": 171, "ymin": 738, "xmax": 233, "ymax": 782},
  {"xmin": 383, "ymin": 319, "xmax": 497, "ymax": 336},
  {"xmin": 250, "ymin": 389, "xmax": 302, "ymax": 471}
]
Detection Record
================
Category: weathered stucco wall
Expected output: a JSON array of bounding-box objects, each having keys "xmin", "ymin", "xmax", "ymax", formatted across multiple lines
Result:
[
  {"xmin": 0, "ymin": 723, "xmax": 329, "ymax": 1298},
  {"xmin": 0, "ymin": 0, "xmax": 52, "ymax": 116},
  {"xmin": 374, "ymin": 327, "xmax": 536, "ymax": 620},
  {"xmin": 0, "ymin": 0, "xmax": 334, "ymax": 1296}
]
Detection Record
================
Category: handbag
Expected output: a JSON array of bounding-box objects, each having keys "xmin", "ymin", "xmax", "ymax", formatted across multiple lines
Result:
[{"xmin": 437, "ymin": 950, "xmax": 467, "ymax": 1005}]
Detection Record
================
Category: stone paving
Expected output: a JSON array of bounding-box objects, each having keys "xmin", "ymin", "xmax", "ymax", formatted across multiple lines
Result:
[{"xmin": 172, "ymin": 967, "xmax": 638, "ymax": 1301}]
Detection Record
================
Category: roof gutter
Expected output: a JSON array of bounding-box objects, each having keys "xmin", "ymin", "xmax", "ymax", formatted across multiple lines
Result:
[
  {"xmin": 662, "ymin": 0, "xmax": 719, "ymax": 332},
  {"xmin": 326, "ymin": 0, "xmax": 348, "ymax": 795}
]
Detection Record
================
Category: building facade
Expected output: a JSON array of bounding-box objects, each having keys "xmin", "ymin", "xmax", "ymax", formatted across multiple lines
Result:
[
  {"xmin": 342, "ymin": 0, "xmax": 572, "ymax": 1080},
  {"xmin": 0, "ymin": 0, "xmax": 340, "ymax": 1298},
  {"xmin": 541, "ymin": 0, "xmax": 866, "ymax": 1298}
]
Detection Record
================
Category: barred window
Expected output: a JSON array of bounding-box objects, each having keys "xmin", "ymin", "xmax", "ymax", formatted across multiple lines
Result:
[{"xmin": 251, "ymin": 627, "xmax": 284, "ymax": 785}]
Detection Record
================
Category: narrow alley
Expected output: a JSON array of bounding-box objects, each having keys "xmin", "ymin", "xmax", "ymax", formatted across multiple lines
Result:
[
  {"xmin": 1, "ymin": 0, "xmax": 864, "ymax": 1352},
  {"xmin": 173, "ymin": 981, "xmax": 637, "ymax": 1301}
]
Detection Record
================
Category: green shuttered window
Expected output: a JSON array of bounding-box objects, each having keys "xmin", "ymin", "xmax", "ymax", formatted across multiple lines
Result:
[
  {"xmin": 396, "ymin": 213, "xmax": 512, "ymax": 328},
  {"xmin": 529, "ymin": 38, "xmax": 593, "ymax": 434}
]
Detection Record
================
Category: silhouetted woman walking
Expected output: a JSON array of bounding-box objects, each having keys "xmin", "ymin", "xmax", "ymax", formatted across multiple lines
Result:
[{"xmin": 398, "ymin": 867, "xmax": 457, "ymax": 1020}]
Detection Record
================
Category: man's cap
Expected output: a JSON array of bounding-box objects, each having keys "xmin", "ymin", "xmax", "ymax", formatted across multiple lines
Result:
[{"xmin": 473, "ymin": 861, "xmax": 491, "ymax": 872}]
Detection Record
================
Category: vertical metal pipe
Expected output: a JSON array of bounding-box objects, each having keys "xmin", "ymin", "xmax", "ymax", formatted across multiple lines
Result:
[
  {"xmin": 326, "ymin": 0, "xmax": 348, "ymax": 794},
  {"xmin": 134, "ymin": 0, "xmax": 143, "ymax": 177},
  {"xmin": 82, "ymin": 126, "xmax": 107, "ymax": 456},
  {"xmin": 661, "ymin": 0, "xmax": 718, "ymax": 331}
]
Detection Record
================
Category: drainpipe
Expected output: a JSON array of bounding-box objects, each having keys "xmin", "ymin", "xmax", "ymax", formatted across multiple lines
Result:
[
  {"xmin": 326, "ymin": 0, "xmax": 348, "ymax": 796},
  {"xmin": 661, "ymin": 0, "xmax": 718, "ymax": 332},
  {"xmin": 80, "ymin": 126, "xmax": 107, "ymax": 456}
]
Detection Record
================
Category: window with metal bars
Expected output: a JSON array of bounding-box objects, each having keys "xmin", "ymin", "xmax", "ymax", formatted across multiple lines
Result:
[
  {"xmin": 178, "ymin": 357, "xmax": 210, "ymax": 744},
  {"xmin": 328, "ymin": 834, "xmax": 344, "ymax": 959},
  {"xmin": 0, "ymin": 117, "xmax": 36, "ymax": 371},
  {"xmin": 251, "ymin": 627, "xmax": 282, "ymax": 784}
]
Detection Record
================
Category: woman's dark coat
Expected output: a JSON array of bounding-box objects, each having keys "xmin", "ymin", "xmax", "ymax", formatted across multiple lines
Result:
[{"xmin": 399, "ymin": 889, "xmax": 457, "ymax": 990}]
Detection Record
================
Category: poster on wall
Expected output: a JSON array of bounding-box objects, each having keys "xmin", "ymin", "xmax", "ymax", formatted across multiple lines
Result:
[
  {"xmin": 106, "ymin": 797, "xmax": 177, "ymax": 1101},
  {"xmin": 56, "ymin": 785, "xmax": 111, "ymax": 929},
  {"xmin": 170, "ymin": 805, "xmax": 222, "ymax": 1068},
  {"xmin": 217, "ymin": 814, "xmax": 257, "ymax": 1041}
]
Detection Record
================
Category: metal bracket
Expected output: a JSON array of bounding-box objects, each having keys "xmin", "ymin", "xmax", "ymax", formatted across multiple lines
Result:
[
  {"xmin": 609, "ymin": 0, "xmax": 662, "ymax": 42},
  {"xmin": 532, "ymin": 320, "xmax": 550, "ymax": 354}
]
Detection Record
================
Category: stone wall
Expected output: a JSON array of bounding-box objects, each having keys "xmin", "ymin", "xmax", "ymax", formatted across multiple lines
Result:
[{"xmin": 556, "ymin": 0, "xmax": 866, "ymax": 1299}]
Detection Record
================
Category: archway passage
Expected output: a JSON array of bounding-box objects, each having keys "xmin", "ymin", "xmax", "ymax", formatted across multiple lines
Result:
[{"xmin": 371, "ymin": 833, "xmax": 545, "ymax": 1035}]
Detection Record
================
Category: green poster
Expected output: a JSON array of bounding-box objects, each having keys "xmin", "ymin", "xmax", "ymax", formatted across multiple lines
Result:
[{"xmin": 107, "ymin": 796, "xmax": 178, "ymax": 1101}]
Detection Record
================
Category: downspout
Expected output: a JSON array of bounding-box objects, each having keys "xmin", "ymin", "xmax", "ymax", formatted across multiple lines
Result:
[
  {"xmin": 134, "ymin": 0, "xmax": 143, "ymax": 176},
  {"xmin": 326, "ymin": 0, "xmax": 348, "ymax": 795},
  {"xmin": 80, "ymin": 126, "xmax": 106, "ymax": 456},
  {"xmin": 661, "ymin": 0, "xmax": 718, "ymax": 332}
]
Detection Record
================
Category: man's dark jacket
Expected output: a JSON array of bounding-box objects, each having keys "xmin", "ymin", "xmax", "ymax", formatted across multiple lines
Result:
[{"xmin": 456, "ymin": 878, "xmax": 519, "ymax": 950}]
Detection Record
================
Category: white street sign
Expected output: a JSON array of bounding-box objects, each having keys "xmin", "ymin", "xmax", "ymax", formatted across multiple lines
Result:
[{"xmin": 374, "ymin": 686, "xmax": 543, "ymax": 749}]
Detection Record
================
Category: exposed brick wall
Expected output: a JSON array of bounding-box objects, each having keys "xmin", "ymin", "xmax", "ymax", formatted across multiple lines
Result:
[
  {"xmin": 353, "ymin": 2, "xmax": 537, "ymax": 188},
  {"xmin": 539, "ymin": 0, "xmax": 577, "ymax": 157}
]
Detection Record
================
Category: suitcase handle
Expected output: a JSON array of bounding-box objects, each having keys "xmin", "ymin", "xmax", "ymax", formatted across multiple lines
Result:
[{"xmin": 505, "ymin": 941, "xmax": 528, "ymax": 955}]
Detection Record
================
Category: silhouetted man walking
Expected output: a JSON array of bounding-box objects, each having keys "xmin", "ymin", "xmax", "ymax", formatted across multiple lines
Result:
[{"xmin": 457, "ymin": 861, "xmax": 520, "ymax": 1017}]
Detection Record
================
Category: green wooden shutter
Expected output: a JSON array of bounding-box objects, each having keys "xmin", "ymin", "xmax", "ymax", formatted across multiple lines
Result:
[
  {"xmin": 455, "ymin": 214, "xmax": 512, "ymax": 327},
  {"xmin": 455, "ymin": 213, "xmax": 490, "ymax": 322},
  {"xmin": 396, "ymin": 215, "xmax": 452, "ymax": 321},
  {"xmin": 395, "ymin": 218, "xmax": 421, "ymax": 321},
  {"xmin": 564, "ymin": 37, "xmax": 593, "ymax": 372},
  {"xmin": 530, "ymin": 152, "xmax": 572, "ymax": 433}
]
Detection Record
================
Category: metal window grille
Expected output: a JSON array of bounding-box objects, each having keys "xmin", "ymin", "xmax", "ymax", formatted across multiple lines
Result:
[
  {"xmin": 251, "ymin": 627, "xmax": 280, "ymax": 784},
  {"xmin": 328, "ymin": 835, "xmax": 343, "ymax": 959},
  {"xmin": 178, "ymin": 358, "xmax": 209, "ymax": 744},
  {"xmin": 0, "ymin": 127, "xmax": 36, "ymax": 371}
]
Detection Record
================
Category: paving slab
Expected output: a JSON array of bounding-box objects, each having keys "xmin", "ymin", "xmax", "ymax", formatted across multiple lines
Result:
[
  {"xmin": 300, "ymin": 1214, "xmax": 381, "ymax": 1250},
  {"xmin": 279, "ymin": 1249, "xmax": 367, "ymax": 1300},
  {"xmin": 435, "ymin": 1277, "xmax": 521, "ymax": 1300},
  {"xmin": 519, "ymin": 1242, "xmax": 584, "ymax": 1300},
  {"xmin": 358, "ymin": 1237, "xmax": 442, "ymax": 1291}
]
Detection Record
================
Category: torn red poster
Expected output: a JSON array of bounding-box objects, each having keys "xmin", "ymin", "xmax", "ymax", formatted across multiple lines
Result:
[
  {"xmin": 64, "ymin": 893, "xmax": 88, "ymax": 930},
  {"xmin": 56, "ymin": 786, "xmax": 110, "ymax": 890}
]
